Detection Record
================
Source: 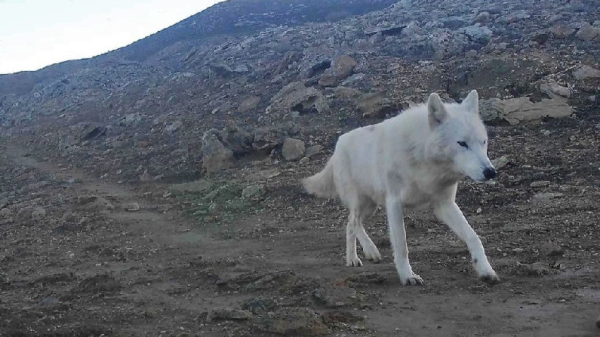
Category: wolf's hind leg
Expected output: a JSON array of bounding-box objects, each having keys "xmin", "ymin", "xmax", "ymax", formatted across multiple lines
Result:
[{"xmin": 355, "ymin": 199, "xmax": 382, "ymax": 262}]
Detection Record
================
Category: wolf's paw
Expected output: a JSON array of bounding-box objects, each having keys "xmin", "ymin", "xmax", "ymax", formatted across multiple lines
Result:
[
  {"xmin": 479, "ymin": 272, "xmax": 500, "ymax": 285},
  {"xmin": 346, "ymin": 256, "xmax": 363, "ymax": 267},
  {"xmin": 400, "ymin": 273, "xmax": 424, "ymax": 286},
  {"xmin": 363, "ymin": 247, "xmax": 382, "ymax": 263}
]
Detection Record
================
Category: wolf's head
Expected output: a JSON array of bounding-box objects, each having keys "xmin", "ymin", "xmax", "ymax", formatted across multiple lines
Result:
[{"xmin": 426, "ymin": 90, "xmax": 496, "ymax": 182}]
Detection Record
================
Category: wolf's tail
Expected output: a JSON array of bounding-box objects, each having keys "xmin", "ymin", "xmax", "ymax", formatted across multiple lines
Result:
[{"xmin": 302, "ymin": 160, "xmax": 337, "ymax": 199}]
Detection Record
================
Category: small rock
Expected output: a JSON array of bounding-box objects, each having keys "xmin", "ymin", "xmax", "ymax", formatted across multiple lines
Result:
[
  {"xmin": 530, "ymin": 181, "xmax": 551, "ymax": 188},
  {"xmin": 460, "ymin": 24, "xmax": 493, "ymax": 44},
  {"xmin": 165, "ymin": 121, "xmax": 183, "ymax": 134},
  {"xmin": 305, "ymin": 145, "xmax": 324, "ymax": 158},
  {"xmin": 0, "ymin": 208, "xmax": 12, "ymax": 218},
  {"xmin": 139, "ymin": 170, "xmax": 153, "ymax": 182},
  {"xmin": 31, "ymin": 207, "xmax": 46, "ymax": 221},
  {"xmin": 465, "ymin": 50, "xmax": 478, "ymax": 58},
  {"xmin": 491, "ymin": 156, "xmax": 509, "ymax": 170},
  {"xmin": 253, "ymin": 308, "xmax": 330, "ymax": 336},
  {"xmin": 201, "ymin": 130, "xmax": 234, "ymax": 173},
  {"xmin": 124, "ymin": 202, "xmax": 140, "ymax": 212},
  {"xmin": 299, "ymin": 157, "xmax": 310, "ymax": 165},
  {"xmin": 282, "ymin": 138, "xmax": 306, "ymax": 161},
  {"xmin": 238, "ymin": 96, "xmax": 261, "ymax": 113},
  {"xmin": 473, "ymin": 11, "xmax": 490, "ymax": 24},
  {"xmin": 514, "ymin": 262, "xmax": 552, "ymax": 276},
  {"xmin": 242, "ymin": 185, "xmax": 265, "ymax": 199},
  {"xmin": 595, "ymin": 315, "xmax": 600, "ymax": 328},
  {"xmin": 573, "ymin": 65, "xmax": 600, "ymax": 80},
  {"xmin": 318, "ymin": 55, "xmax": 357, "ymax": 87},
  {"xmin": 312, "ymin": 284, "xmax": 362, "ymax": 308},
  {"xmin": 531, "ymin": 32, "xmax": 549, "ymax": 44},
  {"xmin": 76, "ymin": 195, "xmax": 115, "ymax": 211},
  {"xmin": 513, "ymin": 248, "xmax": 524, "ymax": 253},
  {"xmin": 208, "ymin": 309, "xmax": 252, "ymax": 322},
  {"xmin": 549, "ymin": 25, "xmax": 575, "ymax": 39},
  {"xmin": 575, "ymin": 22, "xmax": 600, "ymax": 41},
  {"xmin": 532, "ymin": 192, "xmax": 564, "ymax": 203},
  {"xmin": 358, "ymin": 92, "xmax": 398, "ymax": 118},
  {"xmin": 540, "ymin": 82, "xmax": 571, "ymax": 98}
]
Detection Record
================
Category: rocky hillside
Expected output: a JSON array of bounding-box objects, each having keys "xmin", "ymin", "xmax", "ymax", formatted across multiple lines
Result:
[{"xmin": 0, "ymin": 0, "xmax": 599, "ymax": 182}]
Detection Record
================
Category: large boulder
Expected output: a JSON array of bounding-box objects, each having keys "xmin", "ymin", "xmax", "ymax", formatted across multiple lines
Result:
[
  {"xmin": 269, "ymin": 82, "xmax": 329, "ymax": 116},
  {"xmin": 318, "ymin": 55, "xmax": 357, "ymax": 87},
  {"xmin": 201, "ymin": 130, "xmax": 234, "ymax": 173},
  {"xmin": 281, "ymin": 138, "xmax": 305, "ymax": 161},
  {"xmin": 479, "ymin": 97, "xmax": 573, "ymax": 125}
]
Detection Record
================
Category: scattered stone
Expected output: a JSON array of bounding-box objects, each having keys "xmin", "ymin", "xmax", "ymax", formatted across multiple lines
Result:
[
  {"xmin": 573, "ymin": 65, "xmax": 600, "ymax": 80},
  {"xmin": 321, "ymin": 311, "xmax": 364, "ymax": 324},
  {"xmin": 305, "ymin": 145, "xmax": 324, "ymax": 158},
  {"xmin": 540, "ymin": 81, "xmax": 571, "ymax": 98},
  {"xmin": 312, "ymin": 284, "xmax": 362, "ymax": 308},
  {"xmin": 473, "ymin": 11, "xmax": 490, "ymax": 24},
  {"xmin": 282, "ymin": 138, "xmax": 306, "ymax": 161},
  {"xmin": 575, "ymin": 22, "xmax": 600, "ymax": 41},
  {"xmin": 549, "ymin": 25, "xmax": 575, "ymax": 39},
  {"xmin": 254, "ymin": 308, "xmax": 330, "ymax": 336},
  {"xmin": 513, "ymin": 248, "xmax": 524, "ymax": 253},
  {"xmin": 31, "ymin": 207, "xmax": 46, "ymax": 221},
  {"xmin": 207, "ymin": 309, "xmax": 252, "ymax": 322},
  {"xmin": 270, "ymin": 82, "xmax": 329, "ymax": 116},
  {"xmin": 76, "ymin": 195, "xmax": 115, "ymax": 211},
  {"xmin": 242, "ymin": 184, "xmax": 265, "ymax": 199},
  {"xmin": 118, "ymin": 113, "xmax": 142, "ymax": 128},
  {"xmin": 299, "ymin": 157, "xmax": 310, "ymax": 165},
  {"xmin": 358, "ymin": 91, "xmax": 398, "ymax": 118},
  {"xmin": 139, "ymin": 170, "xmax": 153, "ymax": 182},
  {"xmin": 460, "ymin": 24, "xmax": 493, "ymax": 44},
  {"xmin": 165, "ymin": 121, "xmax": 183, "ymax": 134},
  {"xmin": 365, "ymin": 25, "xmax": 406, "ymax": 36},
  {"xmin": 491, "ymin": 156, "xmax": 509, "ymax": 170},
  {"xmin": 530, "ymin": 181, "xmax": 551, "ymax": 188},
  {"xmin": 540, "ymin": 241, "xmax": 564, "ymax": 257},
  {"xmin": 318, "ymin": 55, "xmax": 357, "ymax": 87},
  {"xmin": 201, "ymin": 130, "xmax": 234, "ymax": 173},
  {"xmin": 252, "ymin": 122, "xmax": 298, "ymax": 152},
  {"xmin": 530, "ymin": 32, "xmax": 550, "ymax": 45},
  {"xmin": 513, "ymin": 262, "xmax": 552, "ymax": 276},
  {"xmin": 238, "ymin": 96, "xmax": 261, "ymax": 113},
  {"xmin": 124, "ymin": 202, "xmax": 140, "ymax": 212},
  {"xmin": 0, "ymin": 208, "xmax": 12, "ymax": 218},
  {"xmin": 532, "ymin": 192, "xmax": 564, "ymax": 203},
  {"xmin": 480, "ymin": 97, "xmax": 573, "ymax": 125},
  {"xmin": 241, "ymin": 298, "xmax": 278, "ymax": 314}
]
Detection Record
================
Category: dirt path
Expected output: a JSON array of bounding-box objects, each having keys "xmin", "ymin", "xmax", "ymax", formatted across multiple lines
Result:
[{"xmin": 1, "ymin": 142, "xmax": 599, "ymax": 336}]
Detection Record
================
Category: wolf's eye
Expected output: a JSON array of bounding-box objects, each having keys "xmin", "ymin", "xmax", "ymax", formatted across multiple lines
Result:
[{"xmin": 457, "ymin": 141, "xmax": 469, "ymax": 149}]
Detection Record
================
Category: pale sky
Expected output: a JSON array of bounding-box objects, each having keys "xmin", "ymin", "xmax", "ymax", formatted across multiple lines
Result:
[{"xmin": 0, "ymin": 0, "xmax": 224, "ymax": 74}]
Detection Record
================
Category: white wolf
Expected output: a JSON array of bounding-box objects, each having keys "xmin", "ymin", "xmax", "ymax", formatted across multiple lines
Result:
[{"xmin": 302, "ymin": 90, "xmax": 499, "ymax": 285}]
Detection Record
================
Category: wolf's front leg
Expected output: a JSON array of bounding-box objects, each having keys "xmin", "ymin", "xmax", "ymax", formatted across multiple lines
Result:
[
  {"xmin": 386, "ymin": 196, "xmax": 423, "ymax": 285},
  {"xmin": 434, "ymin": 201, "xmax": 499, "ymax": 284}
]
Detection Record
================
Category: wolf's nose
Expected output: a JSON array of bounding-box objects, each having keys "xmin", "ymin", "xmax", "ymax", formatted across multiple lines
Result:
[{"xmin": 483, "ymin": 167, "xmax": 497, "ymax": 180}]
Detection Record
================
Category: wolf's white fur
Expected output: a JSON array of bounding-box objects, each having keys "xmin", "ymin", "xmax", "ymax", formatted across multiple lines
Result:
[{"xmin": 303, "ymin": 90, "xmax": 499, "ymax": 285}]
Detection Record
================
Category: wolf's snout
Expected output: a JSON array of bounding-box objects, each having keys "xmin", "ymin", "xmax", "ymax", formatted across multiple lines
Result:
[{"xmin": 483, "ymin": 167, "xmax": 497, "ymax": 180}]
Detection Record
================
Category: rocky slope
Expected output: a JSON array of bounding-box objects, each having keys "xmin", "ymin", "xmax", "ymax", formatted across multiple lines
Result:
[{"xmin": 0, "ymin": 0, "xmax": 599, "ymax": 182}]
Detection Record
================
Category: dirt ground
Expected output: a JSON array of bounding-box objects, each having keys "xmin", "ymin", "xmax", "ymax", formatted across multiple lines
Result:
[{"xmin": 1, "ymin": 111, "xmax": 600, "ymax": 337}]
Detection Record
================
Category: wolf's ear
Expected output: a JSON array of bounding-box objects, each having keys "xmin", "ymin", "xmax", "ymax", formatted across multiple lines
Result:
[
  {"xmin": 427, "ymin": 93, "xmax": 447, "ymax": 127},
  {"xmin": 461, "ymin": 90, "xmax": 479, "ymax": 114}
]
